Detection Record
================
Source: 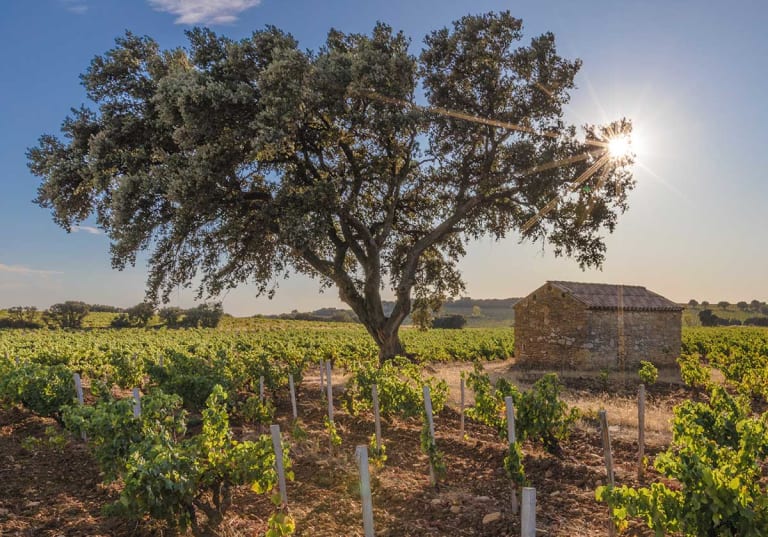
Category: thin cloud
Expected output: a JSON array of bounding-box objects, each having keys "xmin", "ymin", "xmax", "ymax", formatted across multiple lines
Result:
[
  {"xmin": 0, "ymin": 264, "xmax": 63, "ymax": 277},
  {"xmin": 148, "ymin": 0, "xmax": 261, "ymax": 24},
  {"xmin": 59, "ymin": 0, "xmax": 88, "ymax": 14},
  {"xmin": 72, "ymin": 225, "xmax": 102, "ymax": 235}
]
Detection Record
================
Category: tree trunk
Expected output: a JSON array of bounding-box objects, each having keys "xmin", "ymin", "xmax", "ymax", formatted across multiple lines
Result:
[{"xmin": 378, "ymin": 329, "xmax": 406, "ymax": 363}]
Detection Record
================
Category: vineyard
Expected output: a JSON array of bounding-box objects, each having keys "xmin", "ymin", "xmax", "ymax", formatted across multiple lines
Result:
[{"xmin": 0, "ymin": 323, "xmax": 767, "ymax": 536}]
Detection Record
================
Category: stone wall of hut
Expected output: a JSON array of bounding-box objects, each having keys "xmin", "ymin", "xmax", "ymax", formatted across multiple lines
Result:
[{"xmin": 514, "ymin": 284, "xmax": 682, "ymax": 370}]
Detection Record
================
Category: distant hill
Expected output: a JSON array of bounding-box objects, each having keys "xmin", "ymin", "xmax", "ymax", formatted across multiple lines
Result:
[{"xmin": 268, "ymin": 297, "xmax": 520, "ymax": 328}]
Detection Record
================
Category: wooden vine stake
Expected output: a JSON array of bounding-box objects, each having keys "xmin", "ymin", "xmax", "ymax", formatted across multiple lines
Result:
[
  {"xmin": 73, "ymin": 373, "xmax": 87, "ymax": 441},
  {"xmin": 319, "ymin": 360, "xmax": 325, "ymax": 396},
  {"xmin": 459, "ymin": 377, "xmax": 466, "ymax": 440},
  {"xmin": 288, "ymin": 373, "xmax": 298, "ymax": 420},
  {"xmin": 422, "ymin": 385, "xmax": 437, "ymax": 486},
  {"xmin": 259, "ymin": 376, "xmax": 265, "ymax": 401},
  {"xmin": 599, "ymin": 409, "xmax": 616, "ymax": 537},
  {"xmin": 638, "ymin": 383, "xmax": 646, "ymax": 481},
  {"xmin": 371, "ymin": 384, "xmax": 382, "ymax": 452},
  {"xmin": 132, "ymin": 388, "xmax": 141, "ymax": 418},
  {"xmin": 270, "ymin": 424, "xmax": 289, "ymax": 506},
  {"xmin": 504, "ymin": 395, "xmax": 519, "ymax": 515},
  {"xmin": 521, "ymin": 487, "xmax": 536, "ymax": 537},
  {"xmin": 356, "ymin": 445, "xmax": 376, "ymax": 537}
]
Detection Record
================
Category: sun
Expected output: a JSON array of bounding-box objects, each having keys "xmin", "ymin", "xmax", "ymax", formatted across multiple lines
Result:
[{"xmin": 607, "ymin": 134, "xmax": 632, "ymax": 160}]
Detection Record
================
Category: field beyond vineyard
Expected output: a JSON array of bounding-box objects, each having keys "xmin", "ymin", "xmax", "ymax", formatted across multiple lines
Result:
[{"xmin": 1, "ymin": 323, "xmax": 767, "ymax": 536}]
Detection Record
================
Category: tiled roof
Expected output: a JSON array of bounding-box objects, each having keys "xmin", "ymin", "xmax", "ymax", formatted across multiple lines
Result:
[{"xmin": 548, "ymin": 281, "xmax": 683, "ymax": 312}]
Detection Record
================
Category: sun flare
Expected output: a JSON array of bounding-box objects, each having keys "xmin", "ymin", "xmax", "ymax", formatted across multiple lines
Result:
[{"xmin": 607, "ymin": 135, "xmax": 632, "ymax": 159}]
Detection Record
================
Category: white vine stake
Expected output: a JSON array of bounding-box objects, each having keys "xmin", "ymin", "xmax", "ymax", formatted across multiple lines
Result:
[
  {"xmin": 73, "ymin": 373, "xmax": 85, "ymax": 406},
  {"xmin": 521, "ymin": 487, "xmax": 536, "ymax": 537},
  {"xmin": 638, "ymin": 383, "xmax": 646, "ymax": 481},
  {"xmin": 372, "ymin": 384, "xmax": 382, "ymax": 451},
  {"xmin": 599, "ymin": 409, "xmax": 617, "ymax": 537},
  {"xmin": 356, "ymin": 445, "xmax": 375, "ymax": 537},
  {"xmin": 599, "ymin": 409, "xmax": 615, "ymax": 486},
  {"xmin": 73, "ymin": 373, "xmax": 87, "ymax": 441},
  {"xmin": 326, "ymin": 360, "xmax": 334, "ymax": 423},
  {"xmin": 459, "ymin": 376, "xmax": 465, "ymax": 440},
  {"xmin": 504, "ymin": 396, "xmax": 516, "ymax": 444},
  {"xmin": 505, "ymin": 395, "xmax": 519, "ymax": 515},
  {"xmin": 422, "ymin": 385, "xmax": 436, "ymax": 485},
  {"xmin": 288, "ymin": 373, "xmax": 298, "ymax": 420},
  {"xmin": 132, "ymin": 388, "xmax": 141, "ymax": 418},
  {"xmin": 270, "ymin": 424, "xmax": 288, "ymax": 506}
]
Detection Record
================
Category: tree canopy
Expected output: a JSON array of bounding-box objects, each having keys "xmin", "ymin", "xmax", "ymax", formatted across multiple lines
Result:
[{"xmin": 28, "ymin": 12, "xmax": 634, "ymax": 361}]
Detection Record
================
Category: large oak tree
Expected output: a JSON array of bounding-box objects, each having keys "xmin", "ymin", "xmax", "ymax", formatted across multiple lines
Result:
[{"xmin": 29, "ymin": 12, "xmax": 634, "ymax": 361}]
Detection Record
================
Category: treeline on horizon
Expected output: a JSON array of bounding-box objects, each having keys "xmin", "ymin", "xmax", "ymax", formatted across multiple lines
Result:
[
  {"xmin": 4, "ymin": 296, "xmax": 768, "ymax": 330},
  {"xmin": 0, "ymin": 296, "xmax": 521, "ymax": 331},
  {"xmin": 0, "ymin": 301, "xmax": 225, "ymax": 330},
  {"xmin": 687, "ymin": 299, "xmax": 768, "ymax": 327}
]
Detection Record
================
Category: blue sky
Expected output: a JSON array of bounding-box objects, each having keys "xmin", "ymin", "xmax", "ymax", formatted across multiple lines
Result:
[{"xmin": 1, "ymin": 0, "xmax": 767, "ymax": 315}]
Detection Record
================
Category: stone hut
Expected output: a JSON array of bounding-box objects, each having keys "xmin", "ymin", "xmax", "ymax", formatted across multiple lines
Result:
[{"xmin": 514, "ymin": 281, "xmax": 682, "ymax": 370}]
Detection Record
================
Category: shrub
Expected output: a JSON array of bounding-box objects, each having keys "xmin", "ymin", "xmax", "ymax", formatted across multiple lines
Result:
[
  {"xmin": 45, "ymin": 301, "xmax": 90, "ymax": 328},
  {"xmin": 0, "ymin": 363, "xmax": 74, "ymax": 421},
  {"xmin": 344, "ymin": 357, "xmax": 448, "ymax": 418},
  {"xmin": 638, "ymin": 360, "xmax": 658, "ymax": 385},
  {"xmin": 432, "ymin": 314, "xmax": 467, "ymax": 329},
  {"xmin": 182, "ymin": 303, "xmax": 224, "ymax": 328},
  {"xmin": 465, "ymin": 364, "xmax": 578, "ymax": 454},
  {"xmin": 147, "ymin": 353, "xmax": 233, "ymax": 411},
  {"xmin": 65, "ymin": 385, "xmax": 293, "ymax": 536},
  {"xmin": 597, "ymin": 387, "xmax": 768, "ymax": 536},
  {"xmin": 158, "ymin": 306, "xmax": 184, "ymax": 327}
]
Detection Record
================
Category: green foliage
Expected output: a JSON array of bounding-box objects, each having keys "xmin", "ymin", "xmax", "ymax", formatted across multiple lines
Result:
[
  {"xmin": 324, "ymin": 416, "xmax": 342, "ymax": 448},
  {"xmin": 266, "ymin": 510, "xmax": 296, "ymax": 537},
  {"xmin": 678, "ymin": 353, "xmax": 713, "ymax": 390},
  {"xmin": 158, "ymin": 306, "xmax": 184, "ymax": 327},
  {"xmin": 432, "ymin": 315, "xmax": 468, "ymax": 329},
  {"xmin": 63, "ymin": 389, "xmax": 187, "ymax": 481},
  {"xmin": 503, "ymin": 441, "xmax": 526, "ymax": 486},
  {"xmin": 465, "ymin": 364, "xmax": 578, "ymax": 454},
  {"xmin": 344, "ymin": 357, "xmax": 448, "ymax": 418},
  {"xmin": 420, "ymin": 414, "xmax": 446, "ymax": 484},
  {"xmin": 182, "ymin": 303, "xmax": 224, "ymax": 328},
  {"xmin": 0, "ymin": 362, "xmax": 74, "ymax": 421},
  {"xmin": 242, "ymin": 395, "xmax": 275, "ymax": 426},
  {"xmin": 147, "ymin": 352, "xmax": 233, "ymax": 411},
  {"xmin": 464, "ymin": 362, "xmax": 518, "ymax": 434},
  {"xmin": 110, "ymin": 302, "xmax": 155, "ymax": 328},
  {"xmin": 638, "ymin": 360, "xmax": 658, "ymax": 385},
  {"xmin": 368, "ymin": 434, "xmax": 387, "ymax": 469},
  {"xmin": 45, "ymin": 301, "xmax": 90, "ymax": 329},
  {"xmin": 66, "ymin": 385, "xmax": 291, "ymax": 536},
  {"xmin": 1, "ymin": 306, "xmax": 43, "ymax": 329},
  {"xmin": 597, "ymin": 386, "xmax": 768, "ymax": 537},
  {"xmin": 515, "ymin": 374, "xmax": 579, "ymax": 454}
]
